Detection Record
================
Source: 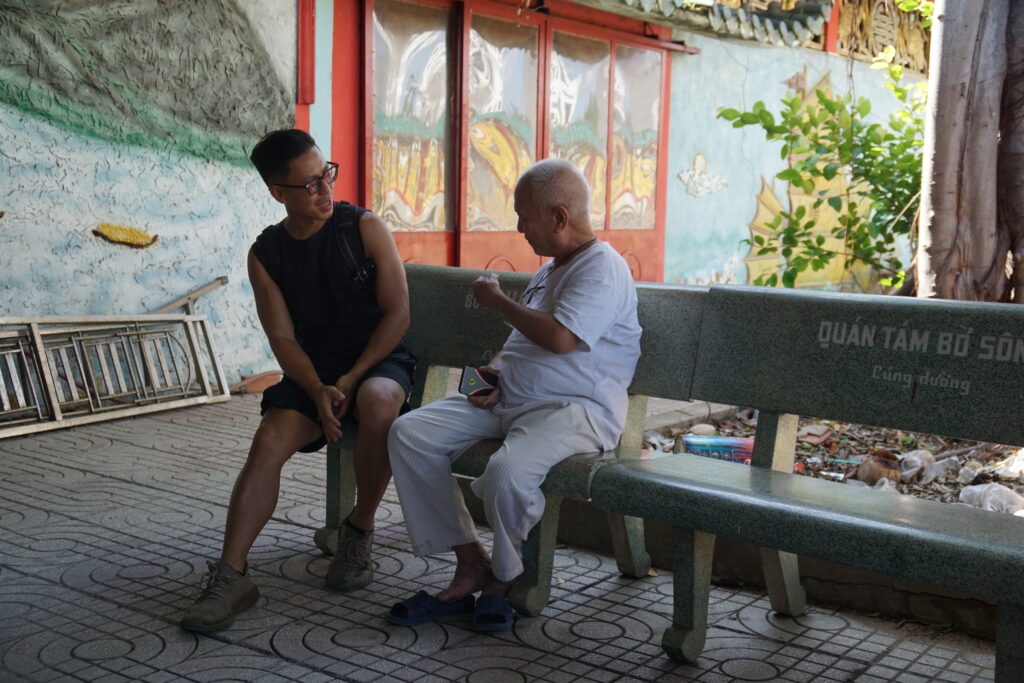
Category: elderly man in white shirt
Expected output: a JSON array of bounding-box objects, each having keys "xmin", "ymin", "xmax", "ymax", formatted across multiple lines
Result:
[{"xmin": 386, "ymin": 158, "xmax": 642, "ymax": 631}]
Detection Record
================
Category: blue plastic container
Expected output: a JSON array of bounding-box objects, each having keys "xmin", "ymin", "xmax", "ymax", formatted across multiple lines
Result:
[{"xmin": 681, "ymin": 435, "xmax": 754, "ymax": 464}]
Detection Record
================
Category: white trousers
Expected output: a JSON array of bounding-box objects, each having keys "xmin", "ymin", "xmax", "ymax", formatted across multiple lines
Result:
[{"xmin": 388, "ymin": 395, "xmax": 602, "ymax": 582}]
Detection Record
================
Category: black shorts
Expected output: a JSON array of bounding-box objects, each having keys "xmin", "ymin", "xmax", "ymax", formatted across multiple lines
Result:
[{"xmin": 260, "ymin": 351, "xmax": 415, "ymax": 453}]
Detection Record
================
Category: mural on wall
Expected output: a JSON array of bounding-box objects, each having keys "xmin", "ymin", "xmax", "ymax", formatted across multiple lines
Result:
[
  {"xmin": 0, "ymin": 0, "xmax": 297, "ymax": 380},
  {"xmin": 466, "ymin": 15, "xmax": 537, "ymax": 233},
  {"xmin": 743, "ymin": 73, "xmax": 874, "ymax": 291},
  {"xmin": 549, "ymin": 31, "xmax": 610, "ymax": 230},
  {"xmin": 371, "ymin": 0, "xmax": 451, "ymax": 233},
  {"xmin": 663, "ymin": 30, "xmax": 918, "ymax": 288},
  {"xmin": 0, "ymin": 0, "xmax": 291, "ymax": 165},
  {"xmin": 677, "ymin": 153, "xmax": 728, "ymax": 198},
  {"xmin": 609, "ymin": 44, "xmax": 661, "ymax": 231},
  {"xmin": 836, "ymin": 0, "xmax": 930, "ymax": 75},
  {"xmin": 92, "ymin": 224, "xmax": 159, "ymax": 249}
]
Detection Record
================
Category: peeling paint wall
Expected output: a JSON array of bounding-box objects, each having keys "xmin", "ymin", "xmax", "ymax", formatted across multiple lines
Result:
[
  {"xmin": 0, "ymin": 0, "xmax": 297, "ymax": 380},
  {"xmin": 665, "ymin": 32, "xmax": 920, "ymax": 286}
]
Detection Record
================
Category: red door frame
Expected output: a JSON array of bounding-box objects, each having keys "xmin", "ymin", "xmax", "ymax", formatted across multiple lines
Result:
[{"xmin": 345, "ymin": 0, "xmax": 698, "ymax": 278}]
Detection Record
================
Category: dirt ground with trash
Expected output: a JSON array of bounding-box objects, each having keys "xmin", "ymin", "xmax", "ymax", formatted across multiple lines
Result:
[{"xmin": 644, "ymin": 410, "xmax": 1024, "ymax": 517}]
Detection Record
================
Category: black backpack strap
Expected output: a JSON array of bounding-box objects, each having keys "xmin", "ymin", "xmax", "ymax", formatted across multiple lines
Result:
[{"xmin": 333, "ymin": 202, "xmax": 375, "ymax": 282}]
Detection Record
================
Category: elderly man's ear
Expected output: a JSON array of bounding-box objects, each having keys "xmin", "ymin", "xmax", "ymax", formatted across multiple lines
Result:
[{"xmin": 552, "ymin": 205, "xmax": 570, "ymax": 232}]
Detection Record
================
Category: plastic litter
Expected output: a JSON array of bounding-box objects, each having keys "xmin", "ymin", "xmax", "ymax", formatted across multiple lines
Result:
[
  {"xmin": 873, "ymin": 478, "xmax": 900, "ymax": 494},
  {"xmin": 959, "ymin": 483, "xmax": 1024, "ymax": 515},
  {"xmin": 987, "ymin": 449, "xmax": 1024, "ymax": 479},
  {"xmin": 957, "ymin": 460, "xmax": 984, "ymax": 485},
  {"xmin": 899, "ymin": 449, "xmax": 945, "ymax": 485},
  {"xmin": 687, "ymin": 423, "xmax": 717, "ymax": 437},
  {"xmin": 680, "ymin": 435, "xmax": 753, "ymax": 464},
  {"xmin": 644, "ymin": 431, "xmax": 675, "ymax": 452}
]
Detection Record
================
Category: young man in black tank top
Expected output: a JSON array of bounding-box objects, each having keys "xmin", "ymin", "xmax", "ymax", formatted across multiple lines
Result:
[{"xmin": 180, "ymin": 129, "xmax": 413, "ymax": 631}]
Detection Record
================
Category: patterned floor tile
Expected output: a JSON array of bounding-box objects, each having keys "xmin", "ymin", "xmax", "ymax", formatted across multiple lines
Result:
[{"xmin": 0, "ymin": 395, "xmax": 998, "ymax": 681}]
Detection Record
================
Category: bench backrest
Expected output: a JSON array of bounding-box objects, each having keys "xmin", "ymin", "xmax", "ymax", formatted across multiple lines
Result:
[
  {"xmin": 691, "ymin": 285, "xmax": 1024, "ymax": 446},
  {"xmin": 404, "ymin": 263, "xmax": 706, "ymax": 407}
]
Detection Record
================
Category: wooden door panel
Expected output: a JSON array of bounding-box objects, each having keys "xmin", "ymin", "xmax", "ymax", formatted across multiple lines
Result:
[
  {"xmin": 603, "ymin": 230, "xmax": 663, "ymax": 282},
  {"xmin": 393, "ymin": 232, "xmax": 455, "ymax": 265},
  {"xmin": 458, "ymin": 232, "xmax": 542, "ymax": 272}
]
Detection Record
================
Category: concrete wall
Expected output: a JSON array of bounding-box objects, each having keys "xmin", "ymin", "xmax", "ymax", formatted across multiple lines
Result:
[
  {"xmin": 0, "ymin": 2, "xmax": 920, "ymax": 380},
  {"xmin": 0, "ymin": 0, "xmax": 296, "ymax": 380},
  {"xmin": 664, "ymin": 31, "xmax": 917, "ymax": 286}
]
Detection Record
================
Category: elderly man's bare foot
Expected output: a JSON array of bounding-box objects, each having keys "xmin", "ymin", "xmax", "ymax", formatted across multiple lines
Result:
[
  {"xmin": 480, "ymin": 575, "xmax": 515, "ymax": 598},
  {"xmin": 436, "ymin": 542, "xmax": 491, "ymax": 603}
]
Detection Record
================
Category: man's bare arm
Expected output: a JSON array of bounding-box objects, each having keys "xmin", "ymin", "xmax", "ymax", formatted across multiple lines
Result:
[
  {"xmin": 331, "ymin": 212, "xmax": 411, "ymax": 411},
  {"xmin": 471, "ymin": 276, "xmax": 579, "ymax": 354}
]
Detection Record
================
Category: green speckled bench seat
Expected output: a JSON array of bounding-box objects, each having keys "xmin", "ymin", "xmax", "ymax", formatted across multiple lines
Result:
[
  {"xmin": 316, "ymin": 263, "xmax": 708, "ymax": 616},
  {"xmin": 591, "ymin": 286, "xmax": 1024, "ymax": 681}
]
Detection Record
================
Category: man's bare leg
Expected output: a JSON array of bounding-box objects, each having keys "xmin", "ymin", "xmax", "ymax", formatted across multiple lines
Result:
[
  {"xmin": 347, "ymin": 377, "xmax": 406, "ymax": 532},
  {"xmin": 220, "ymin": 408, "xmax": 321, "ymax": 571},
  {"xmin": 325, "ymin": 377, "xmax": 405, "ymax": 591},
  {"xmin": 436, "ymin": 541, "xmax": 512, "ymax": 603},
  {"xmin": 181, "ymin": 408, "xmax": 320, "ymax": 631}
]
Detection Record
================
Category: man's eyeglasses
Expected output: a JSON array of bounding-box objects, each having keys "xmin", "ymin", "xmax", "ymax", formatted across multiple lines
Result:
[{"xmin": 274, "ymin": 162, "xmax": 339, "ymax": 195}]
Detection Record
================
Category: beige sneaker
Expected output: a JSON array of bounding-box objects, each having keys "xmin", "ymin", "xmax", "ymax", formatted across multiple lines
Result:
[
  {"xmin": 325, "ymin": 524, "xmax": 374, "ymax": 591},
  {"xmin": 180, "ymin": 560, "xmax": 259, "ymax": 631}
]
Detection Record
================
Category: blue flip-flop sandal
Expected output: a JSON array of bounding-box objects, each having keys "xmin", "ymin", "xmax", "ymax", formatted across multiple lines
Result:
[
  {"xmin": 471, "ymin": 594, "xmax": 516, "ymax": 632},
  {"xmin": 387, "ymin": 590, "xmax": 475, "ymax": 626}
]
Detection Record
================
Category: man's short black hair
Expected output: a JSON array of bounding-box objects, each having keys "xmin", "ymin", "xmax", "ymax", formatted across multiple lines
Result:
[{"xmin": 250, "ymin": 129, "xmax": 318, "ymax": 185}]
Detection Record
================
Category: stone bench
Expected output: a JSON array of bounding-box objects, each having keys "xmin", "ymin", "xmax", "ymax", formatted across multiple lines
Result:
[
  {"xmin": 591, "ymin": 285, "xmax": 1024, "ymax": 681},
  {"xmin": 315, "ymin": 262, "xmax": 707, "ymax": 616}
]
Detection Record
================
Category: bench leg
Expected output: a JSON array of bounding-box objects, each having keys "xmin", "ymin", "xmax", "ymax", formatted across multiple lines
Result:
[
  {"xmin": 509, "ymin": 493, "xmax": 563, "ymax": 617},
  {"xmin": 313, "ymin": 443, "xmax": 356, "ymax": 555},
  {"xmin": 606, "ymin": 512, "xmax": 651, "ymax": 578},
  {"xmin": 996, "ymin": 602, "xmax": 1024, "ymax": 682},
  {"xmin": 663, "ymin": 526, "xmax": 716, "ymax": 663},
  {"xmin": 760, "ymin": 548, "xmax": 806, "ymax": 617}
]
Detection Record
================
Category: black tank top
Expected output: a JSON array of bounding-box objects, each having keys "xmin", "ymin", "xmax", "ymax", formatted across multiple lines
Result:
[{"xmin": 251, "ymin": 202, "xmax": 388, "ymax": 372}]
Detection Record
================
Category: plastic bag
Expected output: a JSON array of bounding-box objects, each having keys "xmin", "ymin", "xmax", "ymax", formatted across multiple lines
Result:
[
  {"xmin": 988, "ymin": 449, "xmax": 1024, "ymax": 479},
  {"xmin": 899, "ymin": 449, "xmax": 944, "ymax": 485},
  {"xmin": 957, "ymin": 460, "xmax": 984, "ymax": 485},
  {"xmin": 959, "ymin": 483, "xmax": 1024, "ymax": 515},
  {"xmin": 873, "ymin": 478, "xmax": 900, "ymax": 494}
]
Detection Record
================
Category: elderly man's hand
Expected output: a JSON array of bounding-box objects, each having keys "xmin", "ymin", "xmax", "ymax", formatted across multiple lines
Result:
[{"xmin": 471, "ymin": 273, "xmax": 505, "ymax": 310}]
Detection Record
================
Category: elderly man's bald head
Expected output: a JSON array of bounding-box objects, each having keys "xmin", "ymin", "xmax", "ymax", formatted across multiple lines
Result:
[{"xmin": 516, "ymin": 159, "xmax": 591, "ymax": 229}]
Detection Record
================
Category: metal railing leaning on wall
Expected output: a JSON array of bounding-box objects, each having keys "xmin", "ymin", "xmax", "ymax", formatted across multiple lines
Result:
[{"xmin": 0, "ymin": 315, "xmax": 230, "ymax": 439}]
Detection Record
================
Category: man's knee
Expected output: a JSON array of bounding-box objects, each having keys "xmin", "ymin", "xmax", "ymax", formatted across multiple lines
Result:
[
  {"xmin": 477, "ymin": 452, "xmax": 525, "ymax": 494},
  {"xmin": 357, "ymin": 378, "xmax": 405, "ymax": 429},
  {"xmin": 249, "ymin": 413, "xmax": 313, "ymax": 466}
]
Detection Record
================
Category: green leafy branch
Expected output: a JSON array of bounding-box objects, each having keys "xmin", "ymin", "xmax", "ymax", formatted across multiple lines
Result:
[{"xmin": 718, "ymin": 49, "xmax": 926, "ymax": 289}]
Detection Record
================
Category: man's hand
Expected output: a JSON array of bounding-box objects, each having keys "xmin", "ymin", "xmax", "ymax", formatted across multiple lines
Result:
[
  {"xmin": 467, "ymin": 366, "xmax": 501, "ymax": 410},
  {"xmin": 312, "ymin": 382, "xmax": 346, "ymax": 443},
  {"xmin": 333, "ymin": 373, "xmax": 357, "ymax": 420},
  {"xmin": 472, "ymin": 273, "xmax": 506, "ymax": 310}
]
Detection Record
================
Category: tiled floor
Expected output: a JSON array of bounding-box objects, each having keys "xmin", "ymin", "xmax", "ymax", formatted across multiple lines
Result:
[{"xmin": 0, "ymin": 396, "xmax": 995, "ymax": 682}]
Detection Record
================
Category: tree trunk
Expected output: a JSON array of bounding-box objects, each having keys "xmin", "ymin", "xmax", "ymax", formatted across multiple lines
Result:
[
  {"xmin": 917, "ymin": 0, "xmax": 1010, "ymax": 301},
  {"xmin": 1000, "ymin": 4, "xmax": 1024, "ymax": 302}
]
